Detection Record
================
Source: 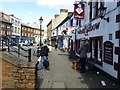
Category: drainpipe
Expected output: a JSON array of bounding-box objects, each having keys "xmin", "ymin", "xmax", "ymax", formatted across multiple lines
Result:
[{"xmin": 118, "ymin": 6, "xmax": 120, "ymax": 86}]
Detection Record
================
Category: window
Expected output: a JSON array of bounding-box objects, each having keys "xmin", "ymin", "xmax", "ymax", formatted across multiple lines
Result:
[
  {"xmin": 12, "ymin": 26, "xmax": 14, "ymax": 32},
  {"xmin": 15, "ymin": 20, "xmax": 17, "ymax": 24},
  {"xmin": 117, "ymin": 0, "xmax": 120, "ymax": 6},
  {"xmin": 89, "ymin": 2, "xmax": 92, "ymax": 20},
  {"xmin": 15, "ymin": 27, "xmax": 17, "ymax": 33},
  {"xmin": 11, "ymin": 18, "xmax": 14, "ymax": 23},
  {"xmin": 18, "ymin": 28, "xmax": 20, "ymax": 34},
  {"xmin": 18, "ymin": 21, "xmax": 20, "ymax": 26},
  {"xmin": 70, "ymin": 19, "xmax": 73, "ymax": 26},
  {"xmin": 93, "ymin": 1, "xmax": 98, "ymax": 18},
  {"xmin": 89, "ymin": 0, "xmax": 99, "ymax": 20},
  {"xmin": 76, "ymin": 19, "xmax": 78, "ymax": 26}
]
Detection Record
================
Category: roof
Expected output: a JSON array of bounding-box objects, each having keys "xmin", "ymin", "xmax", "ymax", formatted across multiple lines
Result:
[
  {"xmin": 0, "ymin": 16, "xmax": 11, "ymax": 24},
  {"xmin": 55, "ymin": 12, "xmax": 73, "ymax": 29}
]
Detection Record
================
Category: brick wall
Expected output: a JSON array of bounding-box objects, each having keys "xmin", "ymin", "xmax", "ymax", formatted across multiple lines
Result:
[{"xmin": 0, "ymin": 54, "xmax": 36, "ymax": 89}]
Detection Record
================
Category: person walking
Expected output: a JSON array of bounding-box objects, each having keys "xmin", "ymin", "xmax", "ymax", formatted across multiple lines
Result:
[
  {"xmin": 79, "ymin": 38, "xmax": 88, "ymax": 73},
  {"xmin": 37, "ymin": 44, "xmax": 49, "ymax": 71}
]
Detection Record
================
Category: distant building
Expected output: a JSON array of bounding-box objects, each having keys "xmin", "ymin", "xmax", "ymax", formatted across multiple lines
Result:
[
  {"xmin": 0, "ymin": 12, "xmax": 21, "ymax": 43},
  {"xmin": 0, "ymin": 16, "xmax": 12, "ymax": 37}
]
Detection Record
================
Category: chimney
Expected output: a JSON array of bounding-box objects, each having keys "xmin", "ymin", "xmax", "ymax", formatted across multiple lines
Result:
[
  {"xmin": 0, "ymin": 12, "xmax": 4, "ymax": 17},
  {"xmin": 54, "ymin": 14, "xmax": 59, "ymax": 18},
  {"xmin": 10, "ymin": 14, "xmax": 14, "ymax": 17},
  {"xmin": 60, "ymin": 9, "xmax": 68, "ymax": 14}
]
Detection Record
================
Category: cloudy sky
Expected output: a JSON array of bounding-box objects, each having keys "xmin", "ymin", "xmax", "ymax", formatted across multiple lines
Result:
[{"xmin": 0, "ymin": 0, "xmax": 77, "ymax": 30}]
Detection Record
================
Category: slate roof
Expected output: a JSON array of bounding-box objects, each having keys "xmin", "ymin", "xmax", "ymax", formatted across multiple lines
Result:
[{"xmin": 0, "ymin": 16, "xmax": 11, "ymax": 24}]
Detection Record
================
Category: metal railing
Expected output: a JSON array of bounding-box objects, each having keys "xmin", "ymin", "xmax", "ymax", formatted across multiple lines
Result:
[{"xmin": 1, "ymin": 36, "xmax": 31, "ymax": 62}]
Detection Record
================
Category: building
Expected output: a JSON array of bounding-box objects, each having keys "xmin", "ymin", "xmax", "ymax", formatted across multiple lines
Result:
[
  {"xmin": 21, "ymin": 24, "xmax": 44, "ymax": 45},
  {"xmin": 74, "ymin": 0, "xmax": 120, "ymax": 83},
  {"xmin": 46, "ymin": 20, "xmax": 52, "ymax": 45},
  {"xmin": 33, "ymin": 27, "xmax": 44, "ymax": 44},
  {"xmin": 0, "ymin": 16, "xmax": 12, "ymax": 37},
  {"xmin": 0, "ymin": 12, "xmax": 21, "ymax": 43},
  {"xmin": 51, "ymin": 9, "xmax": 69, "ymax": 46}
]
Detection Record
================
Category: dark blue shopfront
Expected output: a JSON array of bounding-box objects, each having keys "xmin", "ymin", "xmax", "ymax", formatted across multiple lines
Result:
[{"xmin": 11, "ymin": 35, "xmax": 34, "ymax": 45}]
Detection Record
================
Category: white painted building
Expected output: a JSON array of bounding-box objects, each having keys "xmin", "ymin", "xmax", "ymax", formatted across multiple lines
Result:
[
  {"xmin": 9, "ymin": 15, "xmax": 21, "ymax": 36},
  {"xmin": 74, "ymin": 0, "xmax": 120, "ymax": 82}
]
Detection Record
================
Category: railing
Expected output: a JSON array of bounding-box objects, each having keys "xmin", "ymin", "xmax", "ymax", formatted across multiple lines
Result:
[{"xmin": 1, "ymin": 36, "xmax": 31, "ymax": 62}]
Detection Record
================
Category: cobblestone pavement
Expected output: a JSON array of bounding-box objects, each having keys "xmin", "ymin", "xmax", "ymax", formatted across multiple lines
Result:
[{"xmin": 36, "ymin": 47, "xmax": 120, "ymax": 89}]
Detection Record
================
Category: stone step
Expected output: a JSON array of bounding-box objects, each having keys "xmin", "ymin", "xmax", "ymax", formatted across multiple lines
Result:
[
  {"xmin": 52, "ymin": 81, "xmax": 66, "ymax": 88},
  {"xmin": 0, "ymin": 48, "xmax": 7, "ymax": 51}
]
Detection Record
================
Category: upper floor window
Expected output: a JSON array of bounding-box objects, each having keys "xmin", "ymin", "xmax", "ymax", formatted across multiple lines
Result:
[
  {"xmin": 15, "ymin": 20, "xmax": 17, "ymax": 24},
  {"xmin": 18, "ymin": 21, "xmax": 20, "ymax": 25},
  {"xmin": 89, "ymin": 0, "xmax": 99, "ymax": 20},
  {"xmin": 117, "ymin": 1, "xmax": 120, "ymax": 6},
  {"xmin": 92, "ymin": 1, "xmax": 98, "ymax": 18},
  {"xmin": 11, "ymin": 18, "xmax": 14, "ymax": 23}
]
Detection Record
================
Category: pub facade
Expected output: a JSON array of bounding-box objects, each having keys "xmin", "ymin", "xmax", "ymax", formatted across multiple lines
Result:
[{"xmin": 74, "ymin": 0, "xmax": 120, "ymax": 82}]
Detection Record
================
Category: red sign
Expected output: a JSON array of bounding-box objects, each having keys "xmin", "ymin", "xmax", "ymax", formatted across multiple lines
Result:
[{"xmin": 74, "ymin": 3, "xmax": 84, "ymax": 19}]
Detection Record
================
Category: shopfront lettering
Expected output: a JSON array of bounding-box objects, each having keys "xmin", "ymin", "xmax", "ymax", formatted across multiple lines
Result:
[{"xmin": 78, "ymin": 22, "xmax": 100, "ymax": 34}]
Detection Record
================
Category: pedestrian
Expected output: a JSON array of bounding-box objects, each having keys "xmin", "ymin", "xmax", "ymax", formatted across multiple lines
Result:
[
  {"xmin": 79, "ymin": 38, "xmax": 88, "ymax": 73},
  {"xmin": 55, "ymin": 43, "xmax": 58, "ymax": 50},
  {"xmin": 37, "ymin": 43, "xmax": 49, "ymax": 71}
]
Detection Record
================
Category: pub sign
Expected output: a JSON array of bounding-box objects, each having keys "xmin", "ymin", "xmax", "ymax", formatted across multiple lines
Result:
[{"xmin": 74, "ymin": 3, "xmax": 85, "ymax": 19}]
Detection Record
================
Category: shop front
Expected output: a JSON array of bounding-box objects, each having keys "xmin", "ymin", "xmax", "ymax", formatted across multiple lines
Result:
[{"xmin": 76, "ymin": 18, "xmax": 119, "ymax": 80}]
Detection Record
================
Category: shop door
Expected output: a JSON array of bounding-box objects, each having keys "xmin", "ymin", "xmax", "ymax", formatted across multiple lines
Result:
[{"xmin": 90, "ymin": 36, "xmax": 103, "ymax": 65}]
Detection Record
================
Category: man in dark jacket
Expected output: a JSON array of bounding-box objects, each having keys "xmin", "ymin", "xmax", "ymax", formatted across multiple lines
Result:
[
  {"xmin": 37, "ymin": 44, "xmax": 49, "ymax": 70},
  {"xmin": 40, "ymin": 44, "xmax": 49, "ymax": 57},
  {"xmin": 79, "ymin": 38, "xmax": 88, "ymax": 73},
  {"xmin": 40, "ymin": 44, "xmax": 49, "ymax": 70}
]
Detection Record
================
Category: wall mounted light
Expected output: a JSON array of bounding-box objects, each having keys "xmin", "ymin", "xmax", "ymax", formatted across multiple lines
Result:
[{"xmin": 98, "ymin": 3, "xmax": 109, "ymax": 22}]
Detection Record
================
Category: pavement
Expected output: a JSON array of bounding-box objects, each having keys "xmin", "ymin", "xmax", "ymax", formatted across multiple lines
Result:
[
  {"xmin": 1, "ymin": 45, "xmax": 120, "ymax": 89},
  {"xmin": 36, "ymin": 47, "xmax": 120, "ymax": 89}
]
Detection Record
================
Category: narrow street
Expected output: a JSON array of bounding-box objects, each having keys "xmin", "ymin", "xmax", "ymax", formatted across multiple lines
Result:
[{"xmin": 36, "ymin": 47, "xmax": 119, "ymax": 88}]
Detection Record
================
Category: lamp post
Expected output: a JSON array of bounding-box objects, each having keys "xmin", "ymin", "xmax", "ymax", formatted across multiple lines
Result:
[{"xmin": 39, "ymin": 16, "xmax": 43, "ymax": 44}]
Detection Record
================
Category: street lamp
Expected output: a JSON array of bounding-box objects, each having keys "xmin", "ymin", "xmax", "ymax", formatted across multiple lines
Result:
[
  {"xmin": 98, "ymin": 3, "xmax": 109, "ymax": 22},
  {"xmin": 39, "ymin": 16, "xmax": 43, "ymax": 44}
]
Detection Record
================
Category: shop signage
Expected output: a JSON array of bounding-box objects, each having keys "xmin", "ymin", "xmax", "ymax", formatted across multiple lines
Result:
[
  {"xmin": 74, "ymin": 3, "xmax": 84, "ymax": 19},
  {"xmin": 78, "ymin": 22, "xmax": 100, "ymax": 34},
  {"xmin": 104, "ymin": 41, "xmax": 113, "ymax": 64}
]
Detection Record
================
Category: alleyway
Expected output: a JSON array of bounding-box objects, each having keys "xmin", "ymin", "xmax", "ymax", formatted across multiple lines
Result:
[{"xmin": 36, "ymin": 47, "xmax": 119, "ymax": 88}]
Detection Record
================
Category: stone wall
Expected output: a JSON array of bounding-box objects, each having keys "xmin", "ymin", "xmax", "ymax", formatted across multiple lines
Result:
[{"xmin": 0, "ymin": 54, "xmax": 36, "ymax": 89}]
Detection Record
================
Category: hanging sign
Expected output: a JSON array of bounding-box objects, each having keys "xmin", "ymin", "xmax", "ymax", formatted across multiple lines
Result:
[{"xmin": 74, "ymin": 3, "xmax": 85, "ymax": 19}]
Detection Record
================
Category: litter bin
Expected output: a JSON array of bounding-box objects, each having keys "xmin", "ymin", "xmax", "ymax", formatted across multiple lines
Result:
[{"xmin": 72, "ymin": 61, "xmax": 80, "ymax": 70}]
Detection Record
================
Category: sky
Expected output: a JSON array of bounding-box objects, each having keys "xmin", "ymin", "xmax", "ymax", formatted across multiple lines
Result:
[{"xmin": 0, "ymin": 0, "xmax": 77, "ymax": 30}]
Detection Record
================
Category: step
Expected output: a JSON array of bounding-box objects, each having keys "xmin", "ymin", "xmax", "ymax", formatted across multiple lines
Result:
[
  {"xmin": 52, "ymin": 81, "xmax": 66, "ymax": 88},
  {"xmin": 0, "ymin": 48, "xmax": 7, "ymax": 51}
]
